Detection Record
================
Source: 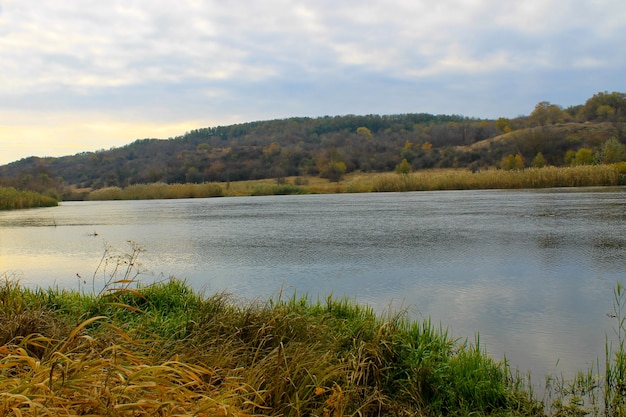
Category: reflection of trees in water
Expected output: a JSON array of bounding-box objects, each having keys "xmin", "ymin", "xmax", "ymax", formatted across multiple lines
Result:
[
  {"xmin": 591, "ymin": 236, "xmax": 626, "ymax": 269},
  {"xmin": 536, "ymin": 232, "xmax": 564, "ymax": 250},
  {"xmin": 533, "ymin": 231, "xmax": 626, "ymax": 272}
]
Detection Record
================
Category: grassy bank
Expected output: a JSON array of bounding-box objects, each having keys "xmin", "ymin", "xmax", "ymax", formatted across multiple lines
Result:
[
  {"xmin": 0, "ymin": 186, "xmax": 58, "ymax": 210},
  {"xmin": 82, "ymin": 164, "xmax": 626, "ymax": 201},
  {"xmin": 2, "ymin": 264, "xmax": 626, "ymax": 416},
  {"xmin": 1, "ymin": 269, "xmax": 543, "ymax": 416}
]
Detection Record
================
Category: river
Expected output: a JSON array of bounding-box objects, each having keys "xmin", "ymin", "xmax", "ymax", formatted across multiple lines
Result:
[{"xmin": 1, "ymin": 187, "xmax": 625, "ymax": 385}]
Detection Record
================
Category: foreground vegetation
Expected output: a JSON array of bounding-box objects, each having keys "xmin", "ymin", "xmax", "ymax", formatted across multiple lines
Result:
[
  {"xmin": 0, "ymin": 264, "xmax": 541, "ymax": 416},
  {"xmin": 1, "ymin": 245, "xmax": 625, "ymax": 416},
  {"xmin": 0, "ymin": 186, "xmax": 58, "ymax": 210}
]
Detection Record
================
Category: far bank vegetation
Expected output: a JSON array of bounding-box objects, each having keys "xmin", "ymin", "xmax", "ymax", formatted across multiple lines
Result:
[{"xmin": 1, "ymin": 91, "xmax": 625, "ymax": 201}]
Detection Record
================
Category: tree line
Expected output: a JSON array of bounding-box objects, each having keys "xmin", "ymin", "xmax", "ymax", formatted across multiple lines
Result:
[{"xmin": 1, "ymin": 91, "xmax": 624, "ymax": 199}]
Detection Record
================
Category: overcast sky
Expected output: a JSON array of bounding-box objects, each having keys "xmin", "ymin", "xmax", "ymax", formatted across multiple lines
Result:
[{"xmin": 1, "ymin": 0, "xmax": 624, "ymax": 165}]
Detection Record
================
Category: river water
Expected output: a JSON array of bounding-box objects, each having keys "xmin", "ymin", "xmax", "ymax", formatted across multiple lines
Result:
[{"xmin": 1, "ymin": 187, "xmax": 625, "ymax": 384}]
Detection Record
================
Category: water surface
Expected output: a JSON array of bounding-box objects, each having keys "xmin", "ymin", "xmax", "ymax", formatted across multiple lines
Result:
[{"xmin": 1, "ymin": 187, "xmax": 625, "ymax": 384}]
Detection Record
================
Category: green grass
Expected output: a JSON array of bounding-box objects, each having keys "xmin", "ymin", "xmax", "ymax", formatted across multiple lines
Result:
[
  {"xmin": 0, "ymin": 271, "xmax": 545, "ymax": 416},
  {"xmin": 0, "ymin": 186, "xmax": 58, "ymax": 210}
]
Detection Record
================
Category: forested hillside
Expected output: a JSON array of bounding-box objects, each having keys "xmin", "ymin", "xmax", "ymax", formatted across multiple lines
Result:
[{"xmin": 1, "ymin": 91, "xmax": 624, "ymax": 198}]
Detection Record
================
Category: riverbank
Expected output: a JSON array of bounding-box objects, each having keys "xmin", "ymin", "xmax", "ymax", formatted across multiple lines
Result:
[
  {"xmin": 83, "ymin": 164, "xmax": 626, "ymax": 200},
  {"xmin": 2, "ymin": 269, "xmax": 625, "ymax": 416},
  {"xmin": 0, "ymin": 273, "xmax": 539, "ymax": 416}
]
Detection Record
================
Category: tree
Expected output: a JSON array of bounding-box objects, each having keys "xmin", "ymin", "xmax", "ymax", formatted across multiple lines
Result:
[
  {"xmin": 598, "ymin": 137, "xmax": 625, "ymax": 163},
  {"xmin": 500, "ymin": 153, "xmax": 525, "ymax": 170},
  {"xmin": 356, "ymin": 126, "xmax": 373, "ymax": 137},
  {"xmin": 495, "ymin": 117, "xmax": 511, "ymax": 133},
  {"xmin": 395, "ymin": 158, "xmax": 412, "ymax": 175},
  {"xmin": 532, "ymin": 152, "xmax": 547, "ymax": 168},
  {"xmin": 530, "ymin": 101, "xmax": 565, "ymax": 126},
  {"xmin": 580, "ymin": 91, "xmax": 626, "ymax": 121},
  {"xmin": 572, "ymin": 148, "xmax": 594, "ymax": 166},
  {"xmin": 320, "ymin": 161, "xmax": 347, "ymax": 182},
  {"xmin": 597, "ymin": 105, "xmax": 616, "ymax": 121}
]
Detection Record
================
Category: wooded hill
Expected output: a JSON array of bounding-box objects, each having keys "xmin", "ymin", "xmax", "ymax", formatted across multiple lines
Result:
[{"xmin": 1, "ymin": 91, "xmax": 624, "ymax": 198}]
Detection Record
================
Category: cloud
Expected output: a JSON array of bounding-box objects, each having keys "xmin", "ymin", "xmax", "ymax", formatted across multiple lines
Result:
[{"xmin": 0, "ymin": 0, "xmax": 625, "ymax": 164}]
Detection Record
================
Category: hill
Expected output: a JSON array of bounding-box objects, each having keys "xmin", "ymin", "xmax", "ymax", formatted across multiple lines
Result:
[
  {"xmin": 0, "ymin": 113, "xmax": 500, "ymax": 190},
  {"xmin": 1, "ymin": 91, "xmax": 625, "ymax": 199}
]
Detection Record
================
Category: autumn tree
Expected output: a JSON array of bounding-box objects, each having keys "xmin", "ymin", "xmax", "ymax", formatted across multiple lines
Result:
[
  {"xmin": 532, "ymin": 152, "xmax": 547, "ymax": 168},
  {"xmin": 579, "ymin": 91, "xmax": 626, "ymax": 121},
  {"xmin": 395, "ymin": 158, "xmax": 412, "ymax": 175},
  {"xmin": 318, "ymin": 147, "xmax": 347, "ymax": 182},
  {"xmin": 597, "ymin": 137, "xmax": 625, "ymax": 163},
  {"xmin": 530, "ymin": 101, "xmax": 565, "ymax": 126},
  {"xmin": 500, "ymin": 153, "xmax": 524, "ymax": 170},
  {"xmin": 572, "ymin": 148, "xmax": 594, "ymax": 166},
  {"xmin": 597, "ymin": 105, "xmax": 616, "ymax": 120},
  {"xmin": 320, "ymin": 161, "xmax": 347, "ymax": 182},
  {"xmin": 356, "ymin": 126, "xmax": 373, "ymax": 138},
  {"xmin": 495, "ymin": 117, "xmax": 511, "ymax": 133}
]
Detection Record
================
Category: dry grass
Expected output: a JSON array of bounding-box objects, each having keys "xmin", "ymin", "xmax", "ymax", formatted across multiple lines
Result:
[
  {"xmin": 87, "ymin": 182, "xmax": 224, "ymax": 200},
  {"xmin": 371, "ymin": 165, "xmax": 624, "ymax": 192},
  {"xmin": 85, "ymin": 164, "xmax": 625, "ymax": 201},
  {"xmin": 0, "ymin": 272, "xmax": 543, "ymax": 417}
]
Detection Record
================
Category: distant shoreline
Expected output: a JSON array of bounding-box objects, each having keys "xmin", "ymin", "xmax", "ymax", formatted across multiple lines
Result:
[{"xmin": 83, "ymin": 164, "xmax": 626, "ymax": 201}]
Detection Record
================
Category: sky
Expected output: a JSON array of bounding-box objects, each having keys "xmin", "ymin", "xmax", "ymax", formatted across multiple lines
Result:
[{"xmin": 1, "ymin": 0, "xmax": 625, "ymax": 165}]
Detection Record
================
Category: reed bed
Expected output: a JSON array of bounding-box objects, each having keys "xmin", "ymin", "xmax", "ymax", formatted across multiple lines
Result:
[
  {"xmin": 87, "ymin": 182, "xmax": 224, "ymax": 200},
  {"xmin": 372, "ymin": 165, "xmax": 625, "ymax": 193},
  {"xmin": 0, "ymin": 187, "xmax": 58, "ymax": 210},
  {"xmin": 81, "ymin": 165, "xmax": 626, "ymax": 201},
  {"xmin": 0, "ymin": 271, "xmax": 544, "ymax": 417}
]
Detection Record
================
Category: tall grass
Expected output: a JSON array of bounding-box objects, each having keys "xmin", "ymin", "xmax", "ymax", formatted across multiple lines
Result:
[
  {"xmin": 540, "ymin": 282, "xmax": 626, "ymax": 417},
  {"xmin": 0, "ymin": 270, "xmax": 543, "ymax": 416},
  {"xmin": 372, "ymin": 165, "xmax": 624, "ymax": 192},
  {"xmin": 87, "ymin": 182, "xmax": 224, "ymax": 200},
  {"xmin": 82, "ymin": 165, "xmax": 625, "ymax": 201},
  {"xmin": 605, "ymin": 283, "xmax": 626, "ymax": 416},
  {"xmin": 0, "ymin": 186, "xmax": 58, "ymax": 210}
]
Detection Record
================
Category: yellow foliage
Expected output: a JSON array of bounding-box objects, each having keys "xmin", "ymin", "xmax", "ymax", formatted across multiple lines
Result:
[{"xmin": 356, "ymin": 126, "xmax": 372, "ymax": 137}]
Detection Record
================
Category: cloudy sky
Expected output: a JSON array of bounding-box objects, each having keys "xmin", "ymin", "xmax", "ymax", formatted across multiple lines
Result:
[{"xmin": 1, "ymin": 0, "xmax": 624, "ymax": 165}]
